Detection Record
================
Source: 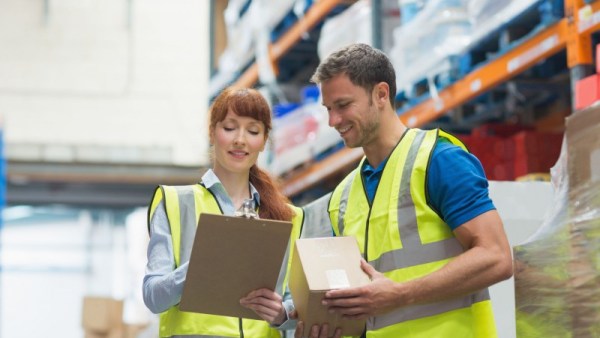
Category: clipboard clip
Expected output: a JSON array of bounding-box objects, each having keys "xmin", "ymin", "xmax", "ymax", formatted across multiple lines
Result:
[{"xmin": 234, "ymin": 198, "xmax": 259, "ymax": 219}]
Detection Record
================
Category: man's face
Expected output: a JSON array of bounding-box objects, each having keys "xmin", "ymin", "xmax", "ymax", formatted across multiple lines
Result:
[{"xmin": 321, "ymin": 74, "xmax": 380, "ymax": 148}]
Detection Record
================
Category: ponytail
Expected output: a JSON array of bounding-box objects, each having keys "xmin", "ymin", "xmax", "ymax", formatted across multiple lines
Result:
[{"xmin": 249, "ymin": 165, "xmax": 294, "ymax": 221}]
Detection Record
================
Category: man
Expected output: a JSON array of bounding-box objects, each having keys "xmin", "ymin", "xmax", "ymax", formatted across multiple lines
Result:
[{"xmin": 296, "ymin": 43, "xmax": 513, "ymax": 338}]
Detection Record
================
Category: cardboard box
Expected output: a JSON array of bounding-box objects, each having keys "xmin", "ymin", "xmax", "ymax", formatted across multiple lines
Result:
[
  {"xmin": 289, "ymin": 237, "xmax": 371, "ymax": 337},
  {"xmin": 84, "ymin": 330, "xmax": 123, "ymax": 338},
  {"xmin": 124, "ymin": 323, "xmax": 150, "ymax": 338},
  {"xmin": 566, "ymin": 105, "xmax": 600, "ymax": 192},
  {"xmin": 82, "ymin": 296, "xmax": 124, "ymax": 333}
]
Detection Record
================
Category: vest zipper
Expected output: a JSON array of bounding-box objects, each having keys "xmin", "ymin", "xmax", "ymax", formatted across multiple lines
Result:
[
  {"xmin": 364, "ymin": 209, "xmax": 372, "ymax": 262},
  {"xmin": 238, "ymin": 317, "xmax": 244, "ymax": 337},
  {"xmin": 360, "ymin": 173, "xmax": 373, "ymax": 262}
]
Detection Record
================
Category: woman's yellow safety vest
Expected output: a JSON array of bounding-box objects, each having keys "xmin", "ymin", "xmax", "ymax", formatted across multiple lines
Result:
[
  {"xmin": 329, "ymin": 128, "xmax": 497, "ymax": 338},
  {"xmin": 148, "ymin": 183, "xmax": 304, "ymax": 337}
]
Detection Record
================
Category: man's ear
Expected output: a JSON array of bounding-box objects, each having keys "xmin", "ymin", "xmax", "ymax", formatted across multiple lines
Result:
[{"xmin": 374, "ymin": 82, "xmax": 390, "ymax": 107}]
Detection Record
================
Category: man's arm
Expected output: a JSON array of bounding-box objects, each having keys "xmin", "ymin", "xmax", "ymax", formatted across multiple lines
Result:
[{"xmin": 321, "ymin": 209, "xmax": 513, "ymax": 320}]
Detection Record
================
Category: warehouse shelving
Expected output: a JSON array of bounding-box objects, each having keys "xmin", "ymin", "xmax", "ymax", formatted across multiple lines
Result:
[
  {"xmin": 231, "ymin": 0, "xmax": 345, "ymax": 88},
  {"xmin": 280, "ymin": 0, "xmax": 599, "ymax": 197},
  {"xmin": 211, "ymin": 0, "xmax": 599, "ymax": 197}
]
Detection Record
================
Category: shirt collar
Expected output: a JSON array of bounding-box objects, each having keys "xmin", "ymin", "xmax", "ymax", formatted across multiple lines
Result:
[
  {"xmin": 201, "ymin": 169, "xmax": 261, "ymax": 206},
  {"xmin": 361, "ymin": 156, "xmax": 389, "ymax": 176}
]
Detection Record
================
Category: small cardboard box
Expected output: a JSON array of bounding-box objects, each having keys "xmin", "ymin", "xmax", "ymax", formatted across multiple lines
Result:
[
  {"xmin": 566, "ymin": 105, "xmax": 600, "ymax": 192},
  {"xmin": 289, "ymin": 237, "xmax": 371, "ymax": 337},
  {"xmin": 82, "ymin": 296, "xmax": 124, "ymax": 333}
]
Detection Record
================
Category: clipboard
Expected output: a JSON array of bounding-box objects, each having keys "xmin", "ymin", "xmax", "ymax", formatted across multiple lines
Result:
[{"xmin": 179, "ymin": 212, "xmax": 293, "ymax": 319}]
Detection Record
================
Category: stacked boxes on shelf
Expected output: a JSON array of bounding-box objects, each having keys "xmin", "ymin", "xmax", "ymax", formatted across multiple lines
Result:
[
  {"xmin": 574, "ymin": 44, "xmax": 600, "ymax": 110},
  {"xmin": 209, "ymin": 0, "xmax": 314, "ymax": 98},
  {"xmin": 391, "ymin": 0, "xmax": 472, "ymax": 99},
  {"xmin": 391, "ymin": 0, "xmax": 553, "ymax": 104},
  {"xmin": 317, "ymin": 0, "xmax": 372, "ymax": 61},
  {"xmin": 512, "ymin": 131, "xmax": 563, "ymax": 177},
  {"xmin": 265, "ymin": 86, "xmax": 342, "ymax": 176},
  {"xmin": 82, "ymin": 296, "xmax": 149, "ymax": 338},
  {"xmin": 0, "ymin": 124, "xmax": 4, "ymax": 226},
  {"xmin": 458, "ymin": 123, "xmax": 563, "ymax": 180},
  {"xmin": 82, "ymin": 296, "xmax": 124, "ymax": 338},
  {"xmin": 317, "ymin": 0, "xmax": 401, "ymax": 61}
]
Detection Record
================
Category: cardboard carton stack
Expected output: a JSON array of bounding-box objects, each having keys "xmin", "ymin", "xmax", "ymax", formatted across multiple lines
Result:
[{"xmin": 457, "ymin": 123, "xmax": 563, "ymax": 181}]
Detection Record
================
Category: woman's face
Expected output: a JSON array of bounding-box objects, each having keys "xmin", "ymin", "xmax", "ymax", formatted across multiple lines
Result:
[{"xmin": 211, "ymin": 108, "xmax": 267, "ymax": 176}]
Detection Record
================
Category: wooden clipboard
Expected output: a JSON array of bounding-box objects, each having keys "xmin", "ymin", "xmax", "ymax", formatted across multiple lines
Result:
[{"xmin": 179, "ymin": 213, "xmax": 292, "ymax": 319}]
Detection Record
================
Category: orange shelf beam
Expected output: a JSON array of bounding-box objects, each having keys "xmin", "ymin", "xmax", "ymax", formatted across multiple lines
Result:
[
  {"xmin": 281, "ymin": 147, "xmax": 364, "ymax": 197},
  {"xmin": 399, "ymin": 20, "xmax": 568, "ymax": 128},
  {"xmin": 565, "ymin": 0, "xmax": 593, "ymax": 68},
  {"xmin": 233, "ymin": 0, "xmax": 343, "ymax": 88}
]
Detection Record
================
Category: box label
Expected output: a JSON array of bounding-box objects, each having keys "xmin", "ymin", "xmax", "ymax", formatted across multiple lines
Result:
[{"xmin": 326, "ymin": 269, "xmax": 350, "ymax": 289}]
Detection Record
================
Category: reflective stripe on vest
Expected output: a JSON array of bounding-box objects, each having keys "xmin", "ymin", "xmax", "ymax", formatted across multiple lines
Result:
[
  {"xmin": 149, "ymin": 184, "xmax": 303, "ymax": 338},
  {"xmin": 331, "ymin": 129, "xmax": 494, "ymax": 335},
  {"xmin": 301, "ymin": 192, "xmax": 335, "ymax": 238},
  {"xmin": 337, "ymin": 171, "xmax": 356, "ymax": 237}
]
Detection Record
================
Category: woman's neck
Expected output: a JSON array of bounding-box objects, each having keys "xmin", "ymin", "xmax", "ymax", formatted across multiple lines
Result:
[{"xmin": 213, "ymin": 168, "xmax": 251, "ymax": 209}]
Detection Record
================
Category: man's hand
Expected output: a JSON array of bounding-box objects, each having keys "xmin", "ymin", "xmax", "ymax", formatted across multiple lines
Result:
[
  {"xmin": 240, "ymin": 288, "xmax": 286, "ymax": 325},
  {"xmin": 322, "ymin": 260, "xmax": 402, "ymax": 320}
]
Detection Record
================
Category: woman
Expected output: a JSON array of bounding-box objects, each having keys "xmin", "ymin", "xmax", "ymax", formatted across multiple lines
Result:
[{"xmin": 143, "ymin": 87, "xmax": 303, "ymax": 337}]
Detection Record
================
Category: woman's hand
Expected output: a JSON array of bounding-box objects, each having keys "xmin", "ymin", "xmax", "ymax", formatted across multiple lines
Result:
[
  {"xmin": 240, "ymin": 288, "xmax": 286, "ymax": 325},
  {"xmin": 294, "ymin": 321, "xmax": 342, "ymax": 338}
]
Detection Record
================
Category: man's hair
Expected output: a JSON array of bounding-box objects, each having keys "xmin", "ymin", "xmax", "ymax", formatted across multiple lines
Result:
[{"xmin": 311, "ymin": 43, "xmax": 396, "ymax": 107}]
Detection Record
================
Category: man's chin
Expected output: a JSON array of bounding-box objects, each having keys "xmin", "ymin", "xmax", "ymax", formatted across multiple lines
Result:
[{"xmin": 342, "ymin": 141, "xmax": 360, "ymax": 148}]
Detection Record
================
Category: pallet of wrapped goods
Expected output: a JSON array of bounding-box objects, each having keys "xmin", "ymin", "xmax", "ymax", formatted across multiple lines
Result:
[{"xmin": 513, "ymin": 105, "xmax": 600, "ymax": 337}]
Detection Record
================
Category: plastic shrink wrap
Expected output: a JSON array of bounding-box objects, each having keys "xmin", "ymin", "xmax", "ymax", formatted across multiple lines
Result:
[
  {"xmin": 210, "ymin": 0, "xmax": 311, "ymax": 97},
  {"xmin": 390, "ymin": 0, "xmax": 540, "ymax": 99},
  {"xmin": 267, "ymin": 86, "xmax": 341, "ymax": 176},
  {"xmin": 513, "ymin": 107, "xmax": 600, "ymax": 337},
  {"xmin": 467, "ymin": 0, "xmax": 540, "ymax": 42},
  {"xmin": 318, "ymin": 0, "xmax": 402, "ymax": 61},
  {"xmin": 390, "ymin": 0, "xmax": 471, "ymax": 98},
  {"xmin": 318, "ymin": 0, "xmax": 372, "ymax": 61}
]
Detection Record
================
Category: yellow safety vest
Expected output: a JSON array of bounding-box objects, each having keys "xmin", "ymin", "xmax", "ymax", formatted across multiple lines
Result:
[
  {"xmin": 329, "ymin": 128, "xmax": 497, "ymax": 338},
  {"xmin": 148, "ymin": 183, "xmax": 304, "ymax": 337}
]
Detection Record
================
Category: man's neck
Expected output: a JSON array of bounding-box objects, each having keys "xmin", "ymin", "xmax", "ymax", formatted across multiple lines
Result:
[{"xmin": 363, "ymin": 115, "xmax": 407, "ymax": 168}]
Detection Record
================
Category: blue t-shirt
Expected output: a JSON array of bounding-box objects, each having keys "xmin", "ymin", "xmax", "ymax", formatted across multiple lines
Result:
[{"xmin": 361, "ymin": 137, "xmax": 495, "ymax": 230}]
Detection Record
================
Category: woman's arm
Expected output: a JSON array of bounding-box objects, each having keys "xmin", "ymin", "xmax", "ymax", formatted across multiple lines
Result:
[{"xmin": 142, "ymin": 202, "xmax": 189, "ymax": 314}]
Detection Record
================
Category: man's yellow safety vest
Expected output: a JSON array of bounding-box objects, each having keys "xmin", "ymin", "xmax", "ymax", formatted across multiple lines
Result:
[{"xmin": 328, "ymin": 128, "xmax": 497, "ymax": 338}]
